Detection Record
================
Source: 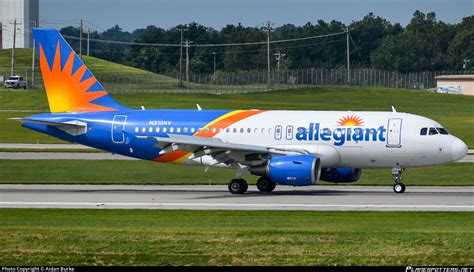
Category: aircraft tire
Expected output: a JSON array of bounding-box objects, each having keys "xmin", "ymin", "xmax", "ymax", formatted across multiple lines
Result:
[
  {"xmin": 228, "ymin": 178, "xmax": 248, "ymax": 194},
  {"xmin": 257, "ymin": 177, "xmax": 276, "ymax": 192},
  {"xmin": 393, "ymin": 183, "xmax": 406, "ymax": 193}
]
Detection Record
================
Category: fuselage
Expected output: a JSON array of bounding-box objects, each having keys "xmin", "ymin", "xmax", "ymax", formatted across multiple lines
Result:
[{"xmin": 23, "ymin": 109, "xmax": 468, "ymax": 169}]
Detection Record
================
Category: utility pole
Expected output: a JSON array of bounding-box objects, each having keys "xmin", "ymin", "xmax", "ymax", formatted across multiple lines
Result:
[
  {"xmin": 87, "ymin": 28, "xmax": 91, "ymax": 56},
  {"xmin": 212, "ymin": 52, "xmax": 216, "ymax": 82},
  {"xmin": 87, "ymin": 28, "xmax": 90, "ymax": 57},
  {"xmin": 263, "ymin": 21, "xmax": 273, "ymax": 88},
  {"xmin": 177, "ymin": 26, "xmax": 187, "ymax": 86},
  {"xmin": 10, "ymin": 19, "xmax": 20, "ymax": 76},
  {"xmin": 274, "ymin": 51, "xmax": 286, "ymax": 71},
  {"xmin": 184, "ymin": 39, "xmax": 192, "ymax": 81},
  {"xmin": 79, "ymin": 20, "xmax": 83, "ymax": 59},
  {"xmin": 346, "ymin": 26, "xmax": 350, "ymax": 85},
  {"xmin": 31, "ymin": 19, "xmax": 39, "ymax": 88}
]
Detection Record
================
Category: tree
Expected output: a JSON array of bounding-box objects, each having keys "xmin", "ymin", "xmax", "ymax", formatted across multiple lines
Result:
[{"xmin": 371, "ymin": 11, "xmax": 457, "ymax": 73}]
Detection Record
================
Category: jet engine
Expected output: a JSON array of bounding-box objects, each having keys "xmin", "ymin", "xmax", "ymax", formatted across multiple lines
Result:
[{"xmin": 250, "ymin": 155, "xmax": 321, "ymax": 186}]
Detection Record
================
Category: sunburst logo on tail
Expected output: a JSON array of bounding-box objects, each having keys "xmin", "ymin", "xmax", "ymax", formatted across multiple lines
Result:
[
  {"xmin": 337, "ymin": 115, "xmax": 364, "ymax": 126},
  {"xmin": 39, "ymin": 41, "xmax": 116, "ymax": 113}
]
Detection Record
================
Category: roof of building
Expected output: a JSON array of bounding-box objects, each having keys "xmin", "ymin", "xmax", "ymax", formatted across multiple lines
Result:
[{"xmin": 435, "ymin": 75, "xmax": 474, "ymax": 80}]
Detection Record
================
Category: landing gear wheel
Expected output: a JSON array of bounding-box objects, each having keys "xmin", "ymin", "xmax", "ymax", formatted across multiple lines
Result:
[
  {"xmin": 391, "ymin": 168, "xmax": 406, "ymax": 193},
  {"xmin": 256, "ymin": 177, "xmax": 276, "ymax": 192},
  {"xmin": 228, "ymin": 178, "xmax": 248, "ymax": 194},
  {"xmin": 393, "ymin": 183, "xmax": 406, "ymax": 193}
]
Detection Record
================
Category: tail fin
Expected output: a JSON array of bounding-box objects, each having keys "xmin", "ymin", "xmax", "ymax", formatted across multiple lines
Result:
[{"xmin": 33, "ymin": 28, "xmax": 125, "ymax": 113}]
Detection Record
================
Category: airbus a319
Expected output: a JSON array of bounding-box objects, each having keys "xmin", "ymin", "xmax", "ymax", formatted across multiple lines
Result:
[{"xmin": 14, "ymin": 29, "xmax": 468, "ymax": 194}]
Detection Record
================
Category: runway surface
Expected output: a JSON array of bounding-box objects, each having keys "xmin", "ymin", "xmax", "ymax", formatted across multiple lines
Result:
[{"xmin": 0, "ymin": 185, "xmax": 472, "ymax": 211}]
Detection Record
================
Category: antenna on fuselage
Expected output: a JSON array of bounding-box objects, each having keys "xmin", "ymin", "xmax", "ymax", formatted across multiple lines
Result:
[
  {"xmin": 196, "ymin": 104, "xmax": 202, "ymax": 111},
  {"xmin": 391, "ymin": 106, "xmax": 397, "ymax": 112}
]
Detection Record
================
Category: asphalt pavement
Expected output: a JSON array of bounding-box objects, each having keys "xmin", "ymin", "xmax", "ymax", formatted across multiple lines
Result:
[{"xmin": 0, "ymin": 184, "xmax": 472, "ymax": 211}]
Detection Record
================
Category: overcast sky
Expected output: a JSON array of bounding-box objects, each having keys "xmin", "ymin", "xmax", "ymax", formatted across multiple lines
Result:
[{"xmin": 40, "ymin": 0, "xmax": 473, "ymax": 31}]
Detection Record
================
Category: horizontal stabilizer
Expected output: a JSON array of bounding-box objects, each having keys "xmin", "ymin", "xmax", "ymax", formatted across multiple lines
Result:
[{"xmin": 10, "ymin": 118, "xmax": 87, "ymax": 136}]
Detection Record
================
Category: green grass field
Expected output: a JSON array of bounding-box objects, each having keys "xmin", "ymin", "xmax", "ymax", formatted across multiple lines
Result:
[
  {"xmin": 0, "ymin": 209, "xmax": 472, "ymax": 266},
  {"xmin": 0, "ymin": 159, "xmax": 472, "ymax": 186},
  {"xmin": 0, "ymin": 48, "xmax": 171, "ymax": 78},
  {"xmin": 1, "ymin": 86, "xmax": 473, "ymax": 146}
]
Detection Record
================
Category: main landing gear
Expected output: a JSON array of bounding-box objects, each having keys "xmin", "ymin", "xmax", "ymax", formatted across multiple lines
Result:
[
  {"xmin": 228, "ymin": 178, "xmax": 248, "ymax": 194},
  {"xmin": 392, "ymin": 167, "xmax": 406, "ymax": 193},
  {"xmin": 227, "ymin": 177, "xmax": 277, "ymax": 194},
  {"xmin": 256, "ymin": 177, "xmax": 276, "ymax": 192}
]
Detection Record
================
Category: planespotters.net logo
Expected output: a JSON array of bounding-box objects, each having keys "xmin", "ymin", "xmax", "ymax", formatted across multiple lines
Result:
[{"xmin": 406, "ymin": 267, "xmax": 474, "ymax": 272}]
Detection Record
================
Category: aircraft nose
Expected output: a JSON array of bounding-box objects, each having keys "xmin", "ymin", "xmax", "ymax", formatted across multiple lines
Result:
[{"xmin": 452, "ymin": 138, "xmax": 468, "ymax": 161}]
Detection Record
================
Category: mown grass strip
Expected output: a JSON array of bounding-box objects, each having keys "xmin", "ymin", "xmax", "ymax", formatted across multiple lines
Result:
[{"xmin": 0, "ymin": 209, "xmax": 472, "ymax": 266}]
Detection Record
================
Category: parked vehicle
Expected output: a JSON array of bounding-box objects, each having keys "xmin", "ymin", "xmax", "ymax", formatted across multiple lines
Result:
[{"xmin": 4, "ymin": 76, "xmax": 28, "ymax": 89}]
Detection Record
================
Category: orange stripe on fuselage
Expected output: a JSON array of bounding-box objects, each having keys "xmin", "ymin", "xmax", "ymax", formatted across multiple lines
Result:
[{"xmin": 153, "ymin": 110, "xmax": 266, "ymax": 164}]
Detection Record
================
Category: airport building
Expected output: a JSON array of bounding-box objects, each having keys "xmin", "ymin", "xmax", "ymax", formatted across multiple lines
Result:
[
  {"xmin": 0, "ymin": 0, "xmax": 39, "ymax": 49},
  {"xmin": 436, "ymin": 75, "xmax": 474, "ymax": 96}
]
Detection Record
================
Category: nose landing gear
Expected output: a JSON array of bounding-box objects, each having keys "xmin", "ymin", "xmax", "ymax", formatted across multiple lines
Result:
[{"xmin": 392, "ymin": 168, "xmax": 406, "ymax": 193}]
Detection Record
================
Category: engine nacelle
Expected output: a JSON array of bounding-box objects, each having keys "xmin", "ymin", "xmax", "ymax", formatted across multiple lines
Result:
[
  {"xmin": 250, "ymin": 155, "xmax": 321, "ymax": 186},
  {"xmin": 320, "ymin": 168, "xmax": 362, "ymax": 183}
]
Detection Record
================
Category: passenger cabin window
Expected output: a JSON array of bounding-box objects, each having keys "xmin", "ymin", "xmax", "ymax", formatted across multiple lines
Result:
[
  {"xmin": 429, "ymin": 127, "xmax": 438, "ymax": 135},
  {"xmin": 420, "ymin": 128, "xmax": 427, "ymax": 135}
]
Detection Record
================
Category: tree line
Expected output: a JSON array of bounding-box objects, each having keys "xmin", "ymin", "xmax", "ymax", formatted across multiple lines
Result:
[{"xmin": 60, "ymin": 11, "xmax": 473, "ymax": 75}]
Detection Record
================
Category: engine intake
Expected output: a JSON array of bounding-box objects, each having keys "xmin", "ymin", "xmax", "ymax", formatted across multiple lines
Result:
[{"xmin": 250, "ymin": 155, "xmax": 321, "ymax": 186}]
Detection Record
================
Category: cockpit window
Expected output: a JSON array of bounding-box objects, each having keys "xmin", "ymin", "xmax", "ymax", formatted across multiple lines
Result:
[
  {"xmin": 436, "ymin": 127, "xmax": 449, "ymax": 135},
  {"xmin": 420, "ymin": 128, "xmax": 427, "ymax": 135},
  {"xmin": 428, "ymin": 127, "xmax": 438, "ymax": 135}
]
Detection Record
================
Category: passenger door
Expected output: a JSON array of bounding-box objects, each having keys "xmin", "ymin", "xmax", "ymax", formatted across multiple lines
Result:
[
  {"xmin": 386, "ymin": 118, "xmax": 402, "ymax": 148},
  {"xmin": 111, "ymin": 115, "xmax": 127, "ymax": 144}
]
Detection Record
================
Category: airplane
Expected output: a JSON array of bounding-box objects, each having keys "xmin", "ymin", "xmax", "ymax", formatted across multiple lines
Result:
[{"xmin": 13, "ymin": 29, "xmax": 468, "ymax": 194}]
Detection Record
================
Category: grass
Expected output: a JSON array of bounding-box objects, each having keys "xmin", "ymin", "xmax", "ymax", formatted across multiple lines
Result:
[
  {"xmin": 0, "ymin": 209, "xmax": 472, "ymax": 266},
  {"xmin": 0, "ymin": 48, "xmax": 169, "ymax": 77},
  {"xmin": 0, "ymin": 159, "xmax": 472, "ymax": 186},
  {"xmin": 0, "ymin": 86, "xmax": 473, "ymax": 145}
]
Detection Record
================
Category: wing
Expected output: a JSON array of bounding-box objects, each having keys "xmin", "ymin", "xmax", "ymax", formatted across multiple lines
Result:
[{"xmin": 139, "ymin": 134, "xmax": 310, "ymax": 167}]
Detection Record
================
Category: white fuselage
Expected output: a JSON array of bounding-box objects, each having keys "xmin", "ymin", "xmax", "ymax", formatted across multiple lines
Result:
[{"xmin": 183, "ymin": 111, "xmax": 467, "ymax": 169}]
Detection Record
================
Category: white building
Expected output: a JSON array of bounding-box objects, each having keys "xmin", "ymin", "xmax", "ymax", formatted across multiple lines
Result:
[
  {"xmin": 436, "ymin": 75, "xmax": 474, "ymax": 96},
  {"xmin": 0, "ymin": 0, "xmax": 39, "ymax": 49}
]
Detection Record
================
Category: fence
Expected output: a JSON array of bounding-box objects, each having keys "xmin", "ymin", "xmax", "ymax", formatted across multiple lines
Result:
[{"xmin": 0, "ymin": 67, "xmax": 469, "ymax": 94}]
